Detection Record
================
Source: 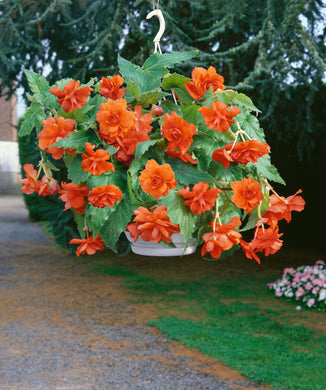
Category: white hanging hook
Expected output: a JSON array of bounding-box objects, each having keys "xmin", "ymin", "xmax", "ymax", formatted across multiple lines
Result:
[{"xmin": 146, "ymin": 8, "xmax": 165, "ymax": 54}]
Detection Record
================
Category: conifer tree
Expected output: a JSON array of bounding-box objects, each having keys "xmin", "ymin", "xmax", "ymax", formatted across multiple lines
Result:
[{"xmin": 1, "ymin": 0, "xmax": 325, "ymax": 159}]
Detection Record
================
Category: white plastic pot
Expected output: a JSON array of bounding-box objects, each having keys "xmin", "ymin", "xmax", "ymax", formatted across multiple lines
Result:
[{"xmin": 125, "ymin": 232, "xmax": 197, "ymax": 257}]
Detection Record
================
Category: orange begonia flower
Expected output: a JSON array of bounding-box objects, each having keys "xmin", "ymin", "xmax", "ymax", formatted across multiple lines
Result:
[
  {"xmin": 185, "ymin": 66, "xmax": 225, "ymax": 100},
  {"xmin": 263, "ymin": 189, "xmax": 305, "ymax": 224},
  {"xmin": 99, "ymin": 75, "xmax": 125, "ymax": 100},
  {"xmin": 49, "ymin": 80, "xmax": 93, "ymax": 113},
  {"xmin": 38, "ymin": 116, "xmax": 76, "ymax": 160},
  {"xmin": 38, "ymin": 176, "xmax": 61, "ymax": 196},
  {"xmin": 96, "ymin": 98, "xmax": 136, "ymax": 143},
  {"xmin": 241, "ymin": 224, "xmax": 283, "ymax": 263},
  {"xmin": 212, "ymin": 140, "xmax": 270, "ymax": 168},
  {"xmin": 162, "ymin": 111, "xmax": 197, "ymax": 155},
  {"xmin": 81, "ymin": 142, "xmax": 115, "ymax": 176},
  {"xmin": 253, "ymin": 224, "xmax": 283, "ymax": 256},
  {"xmin": 198, "ymin": 101, "xmax": 241, "ymax": 133},
  {"xmin": 59, "ymin": 182, "xmax": 90, "ymax": 214},
  {"xmin": 138, "ymin": 159, "xmax": 177, "ymax": 199},
  {"xmin": 88, "ymin": 184, "xmax": 123, "ymax": 208},
  {"xmin": 112, "ymin": 105, "xmax": 152, "ymax": 165},
  {"xmin": 201, "ymin": 217, "xmax": 242, "ymax": 259},
  {"xmin": 231, "ymin": 177, "xmax": 264, "ymax": 212},
  {"xmin": 178, "ymin": 182, "xmax": 222, "ymax": 214},
  {"xmin": 70, "ymin": 234, "xmax": 105, "ymax": 256},
  {"xmin": 240, "ymin": 239, "xmax": 261, "ymax": 264},
  {"xmin": 126, "ymin": 205, "xmax": 180, "ymax": 243},
  {"xmin": 134, "ymin": 105, "xmax": 153, "ymax": 135},
  {"xmin": 18, "ymin": 164, "xmax": 41, "ymax": 194}
]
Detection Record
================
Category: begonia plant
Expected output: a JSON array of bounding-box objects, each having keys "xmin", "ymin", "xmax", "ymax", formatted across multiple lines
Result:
[{"xmin": 18, "ymin": 50, "xmax": 305, "ymax": 260}]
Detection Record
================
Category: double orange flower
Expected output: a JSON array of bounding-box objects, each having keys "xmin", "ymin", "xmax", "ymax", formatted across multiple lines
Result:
[
  {"xmin": 178, "ymin": 182, "xmax": 221, "ymax": 215},
  {"xmin": 185, "ymin": 66, "xmax": 225, "ymax": 100},
  {"xmin": 138, "ymin": 159, "xmax": 177, "ymax": 199},
  {"xmin": 50, "ymin": 80, "xmax": 93, "ymax": 113},
  {"xmin": 212, "ymin": 139, "xmax": 270, "ymax": 168},
  {"xmin": 81, "ymin": 142, "xmax": 115, "ymax": 176},
  {"xmin": 127, "ymin": 206, "xmax": 180, "ymax": 244},
  {"xmin": 38, "ymin": 117, "xmax": 76, "ymax": 160}
]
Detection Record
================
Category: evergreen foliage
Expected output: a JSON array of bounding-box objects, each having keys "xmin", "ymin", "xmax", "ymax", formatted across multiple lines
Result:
[{"xmin": 1, "ymin": 0, "xmax": 325, "ymax": 160}]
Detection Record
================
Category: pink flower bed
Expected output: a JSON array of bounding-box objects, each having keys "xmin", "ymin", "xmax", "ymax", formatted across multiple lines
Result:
[{"xmin": 267, "ymin": 260, "xmax": 326, "ymax": 310}]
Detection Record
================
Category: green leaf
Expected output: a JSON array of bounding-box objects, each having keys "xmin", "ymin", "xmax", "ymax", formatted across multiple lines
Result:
[
  {"xmin": 181, "ymin": 104, "xmax": 200, "ymax": 125},
  {"xmin": 88, "ymin": 204, "xmax": 116, "ymax": 237},
  {"xmin": 218, "ymin": 192, "xmax": 242, "ymax": 223},
  {"xmin": 23, "ymin": 69, "xmax": 50, "ymax": 100},
  {"xmin": 55, "ymin": 78, "xmax": 74, "ymax": 89},
  {"xmin": 173, "ymin": 86, "xmax": 194, "ymax": 105},
  {"xmin": 87, "ymin": 169, "xmax": 127, "ymax": 191},
  {"xmin": 191, "ymin": 133, "xmax": 224, "ymax": 167},
  {"xmin": 161, "ymin": 190, "xmax": 197, "ymax": 249},
  {"xmin": 85, "ymin": 94, "xmax": 107, "ymax": 121},
  {"xmin": 53, "ymin": 129, "xmax": 101, "ymax": 152},
  {"xmin": 161, "ymin": 99, "xmax": 181, "ymax": 114},
  {"xmin": 67, "ymin": 155, "xmax": 88, "ymax": 184},
  {"xmin": 214, "ymin": 163, "xmax": 246, "ymax": 183},
  {"xmin": 236, "ymin": 93, "xmax": 261, "ymax": 113},
  {"xmin": 142, "ymin": 51, "xmax": 198, "ymax": 78},
  {"xmin": 138, "ymin": 90, "xmax": 169, "ymax": 108},
  {"xmin": 248, "ymin": 155, "xmax": 286, "ymax": 185},
  {"xmin": 126, "ymin": 81, "xmax": 141, "ymax": 100},
  {"xmin": 216, "ymin": 91, "xmax": 230, "ymax": 105},
  {"xmin": 220, "ymin": 90, "xmax": 261, "ymax": 113},
  {"xmin": 237, "ymin": 113, "xmax": 266, "ymax": 142},
  {"xmin": 239, "ymin": 213, "xmax": 258, "ymax": 232},
  {"xmin": 99, "ymin": 194, "xmax": 137, "ymax": 252},
  {"xmin": 118, "ymin": 55, "xmax": 160, "ymax": 93},
  {"xmin": 162, "ymin": 73, "xmax": 191, "ymax": 90},
  {"xmin": 74, "ymin": 211, "xmax": 86, "ymax": 239},
  {"xmin": 87, "ymin": 173, "xmax": 111, "ymax": 189},
  {"xmin": 18, "ymin": 102, "xmax": 45, "ymax": 136},
  {"xmin": 134, "ymin": 139, "xmax": 161, "ymax": 161},
  {"xmin": 102, "ymin": 144, "xmax": 118, "ymax": 156},
  {"xmin": 167, "ymin": 157, "xmax": 216, "ymax": 185},
  {"xmin": 44, "ymin": 160, "xmax": 60, "ymax": 172}
]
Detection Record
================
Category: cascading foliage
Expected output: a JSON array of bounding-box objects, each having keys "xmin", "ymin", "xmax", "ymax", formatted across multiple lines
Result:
[{"xmin": 18, "ymin": 51, "xmax": 305, "ymax": 261}]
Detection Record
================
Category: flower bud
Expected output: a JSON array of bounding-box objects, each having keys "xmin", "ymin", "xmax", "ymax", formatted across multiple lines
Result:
[{"xmin": 151, "ymin": 105, "xmax": 164, "ymax": 116}]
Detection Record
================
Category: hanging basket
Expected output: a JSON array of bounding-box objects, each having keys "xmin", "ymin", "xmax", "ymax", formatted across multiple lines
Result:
[{"xmin": 125, "ymin": 232, "xmax": 197, "ymax": 257}]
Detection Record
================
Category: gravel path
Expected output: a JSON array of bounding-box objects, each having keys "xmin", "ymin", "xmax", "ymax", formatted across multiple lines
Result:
[{"xmin": 0, "ymin": 196, "xmax": 267, "ymax": 390}]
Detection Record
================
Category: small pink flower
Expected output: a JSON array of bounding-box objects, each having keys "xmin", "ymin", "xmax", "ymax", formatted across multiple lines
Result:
[
  {"xmin": 275, "ymin": 289, "xmax": 283, "ymax": 297},
  {"xmin": 305, "ymin": 282, "xmax": 312, "ymax": 291},
  {"xmin": 295, "ymin": 287, "xmax": 305, "ymax": 299},
  {"xmin": 312, "ymin": 286, "xmax": 320, "ymax": 294},
  {"xmin": 283, "ymin": 267, "xmax": 295, "ymax": 275},
  {"xmin": 307, "ymin": 298, "xmax": 315, "ymax": 307},
  {"xmin": 314, "ymin": 278, "xmax": 326, "ymax": 287},
  {"xmin": 316, "ymin": 260, "xmax": 325, "ymax": 266}
]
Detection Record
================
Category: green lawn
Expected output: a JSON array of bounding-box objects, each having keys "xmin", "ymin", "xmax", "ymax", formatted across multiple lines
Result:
[{"xmin": 79, "ymin": 246, "xmax": 326, "ymax": 390}]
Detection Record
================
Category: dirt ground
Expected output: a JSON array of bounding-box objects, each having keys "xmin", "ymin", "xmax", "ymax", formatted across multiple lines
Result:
[
  {"xmin": 1, "ymin": 195, "xmax": 276, "ymax": 390},
  {"xmin": 1, "ymin": 195, "xmax": 324, "ymax": 389}
]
